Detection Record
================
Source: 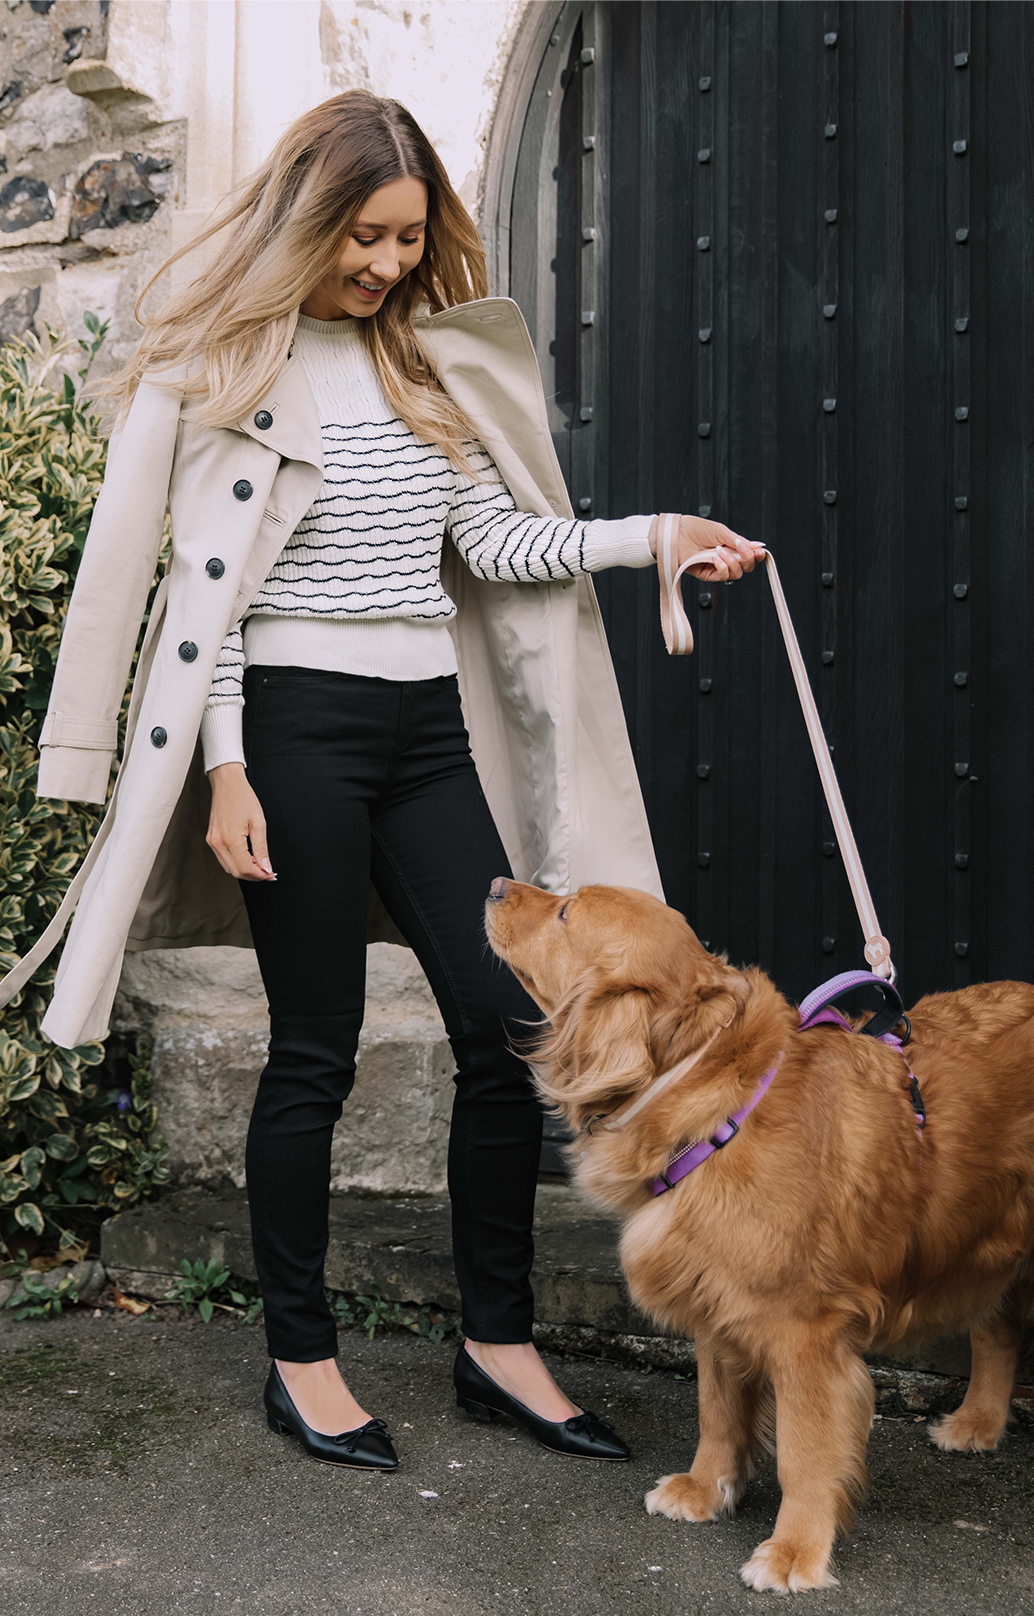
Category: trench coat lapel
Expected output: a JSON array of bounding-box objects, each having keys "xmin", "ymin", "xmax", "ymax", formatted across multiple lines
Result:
[
  {"xmin": 233, "ymin": 346, "xmax": 325, "ymax": 470},
  {"xmin": 413, "ymin": 300, "xmax": 574, "ymax": 521}
]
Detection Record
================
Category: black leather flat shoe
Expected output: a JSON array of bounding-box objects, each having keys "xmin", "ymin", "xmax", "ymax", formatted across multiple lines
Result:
[
  {"xmin": 453, "ymin": 1344, "xmax": 631, "ymax": 1461},
  {"xmin": 264, "ymin": 1364, "xmax": 398, "ymax": 1470}
]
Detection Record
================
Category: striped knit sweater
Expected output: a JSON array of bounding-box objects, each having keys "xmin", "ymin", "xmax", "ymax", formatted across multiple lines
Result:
[{"xmin": 200, "ymin": 313, "xmax": 656, "ymax": 771}]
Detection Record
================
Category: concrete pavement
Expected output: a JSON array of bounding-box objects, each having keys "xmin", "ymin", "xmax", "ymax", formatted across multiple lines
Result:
[{"xmin": 2, "ymin": 1309, "xmax": 1033, "ymax": 1615}]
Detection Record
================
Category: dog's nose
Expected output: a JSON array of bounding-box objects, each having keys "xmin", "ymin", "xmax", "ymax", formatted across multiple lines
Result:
[{"xmin": 488, "ymin": 876, "xmax": 509, "ymax": 902}]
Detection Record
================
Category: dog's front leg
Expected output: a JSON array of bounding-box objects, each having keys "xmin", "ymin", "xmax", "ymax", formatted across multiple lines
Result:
[
  {"xmin": 646, "ymin": 1335, "xmax": 766, "ymax": 1523},
  {"xmin": 740, "ymin": 1339, "xmax": 873, "ymax": 1594}
]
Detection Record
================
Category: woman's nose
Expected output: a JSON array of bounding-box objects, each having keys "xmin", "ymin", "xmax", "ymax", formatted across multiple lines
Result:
[{"xmin": 488, "ymin": 876, "xmax": 509, "ymax": 902}]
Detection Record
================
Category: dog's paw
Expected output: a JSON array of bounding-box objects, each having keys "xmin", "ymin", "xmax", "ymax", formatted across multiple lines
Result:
[
  {"xmin": 740, "ymin": 1538, "xmax": 838, "ymax": 1594},
  {"xmin": 644, "ymin": 1472, "xmax": 737, "ymax": 1523},
  {"xmin": 929, "ymin": 1407, "xmax": 1006, "ymax": 1453}
]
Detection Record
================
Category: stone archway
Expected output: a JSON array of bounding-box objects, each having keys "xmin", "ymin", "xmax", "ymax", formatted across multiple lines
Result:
[{"xmin": 482, "ymin": 0, "xmax": 1034, "ymax": 1004}]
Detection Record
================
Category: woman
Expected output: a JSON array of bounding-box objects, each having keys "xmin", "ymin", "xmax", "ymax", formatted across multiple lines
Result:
[{"xmin": 1, "ymin": 92, "xmax": 760, "ymax": 1470}]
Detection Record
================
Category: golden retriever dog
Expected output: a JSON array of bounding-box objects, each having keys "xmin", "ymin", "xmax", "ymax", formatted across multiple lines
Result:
[{"xmin": 484, "ymin": 877, "xmax": 1034, "ymax": 1594}]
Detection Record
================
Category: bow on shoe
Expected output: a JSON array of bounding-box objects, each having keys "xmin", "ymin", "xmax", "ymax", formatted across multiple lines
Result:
[
  {"xmin": 563, "ymin": 1411, "xmax": 617, "ymax": 1444},
  {"xmin": 335, "ymin": 1416, "xmax": 392, "ymax": 1453}
]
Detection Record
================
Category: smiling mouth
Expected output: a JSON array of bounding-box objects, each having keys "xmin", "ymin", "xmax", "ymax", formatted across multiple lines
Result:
[{"xmin": 352, "ymin": 277, "xmax": 387, "ymax": 296}]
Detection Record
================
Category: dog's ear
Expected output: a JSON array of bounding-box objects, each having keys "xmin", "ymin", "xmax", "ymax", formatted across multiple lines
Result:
[
  {"xmin": 648, "ymin": 955, "xmax": 751, "ymax": 1062},
  {"xmin": 533, "ymin": 978, "xmax": 656, "ymax": 1118},
  {"xmin": 574, "ymin": 983, "xmax": 654, "ymax": 1084},
  {"xmin": 696, "ymin": 961, "xmax": 751, "ymax": 1010}
]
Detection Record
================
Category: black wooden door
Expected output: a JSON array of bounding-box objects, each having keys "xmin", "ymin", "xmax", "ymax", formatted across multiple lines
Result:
[{"xmin": 509, "ymin": 0, "xmax": 1034, "ymax": 1011}]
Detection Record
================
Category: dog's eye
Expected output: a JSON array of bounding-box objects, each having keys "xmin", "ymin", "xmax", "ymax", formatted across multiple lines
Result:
[{"xmin": 557, "ymin": 904, "xmax": 568, "ymax": 923}]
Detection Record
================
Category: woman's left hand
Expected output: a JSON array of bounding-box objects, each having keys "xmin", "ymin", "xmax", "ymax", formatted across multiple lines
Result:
[{"xmin": 648, "ymin": 514, "xmax": 766, "ymax": 583}]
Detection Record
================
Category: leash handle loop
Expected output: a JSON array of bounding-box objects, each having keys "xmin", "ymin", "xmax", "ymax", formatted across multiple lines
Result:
[{"xmin": 656, "ymin": 520, "xmax": 896, "ymax": 983}]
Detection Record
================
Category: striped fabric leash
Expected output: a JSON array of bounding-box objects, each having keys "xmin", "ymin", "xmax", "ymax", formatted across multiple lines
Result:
[{"xmin": 654, "ymin": 512, "xmax": 895, "ymax": 984}]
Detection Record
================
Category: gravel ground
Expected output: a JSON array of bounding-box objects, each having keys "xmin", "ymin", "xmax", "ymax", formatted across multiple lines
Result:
[{"xmin": 1, "ymin": 1308, "xmax": 1032, "ymax": 1615}]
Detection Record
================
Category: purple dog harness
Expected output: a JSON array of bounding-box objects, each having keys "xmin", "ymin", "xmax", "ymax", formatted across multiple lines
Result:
[{"xmin": 650, "ymin": 969, "xmax": 925, "ymax": 1197}]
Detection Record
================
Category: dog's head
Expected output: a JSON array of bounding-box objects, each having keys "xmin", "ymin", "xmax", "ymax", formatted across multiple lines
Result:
[{"xmin": 484, "ymin": 878, "xmax": 749, "ymax": 1131}]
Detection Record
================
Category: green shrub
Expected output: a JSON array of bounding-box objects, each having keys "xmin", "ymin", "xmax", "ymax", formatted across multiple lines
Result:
[
  {"xmin": 0, "ymin": 318, "xmax": 169, "ymax": 1257},
  {"xmin": 4, "ymin": 1266, "xmax": 79, "ymax": 1319}
]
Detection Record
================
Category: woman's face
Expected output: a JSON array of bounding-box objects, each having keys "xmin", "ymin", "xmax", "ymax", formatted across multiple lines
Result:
[{"xmin": 301, "ymin": 175, "xmax": 428, "ymax": 321}]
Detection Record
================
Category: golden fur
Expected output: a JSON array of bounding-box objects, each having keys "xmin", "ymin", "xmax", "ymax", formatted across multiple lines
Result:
[{"xmin": 485, "ymin": 879, "xmax": 1034, "ymax": 1594}]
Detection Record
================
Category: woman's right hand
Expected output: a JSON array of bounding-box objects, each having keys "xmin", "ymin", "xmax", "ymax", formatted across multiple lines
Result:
[{"xmin": 205, "ymin": 763, "xmax": 276, "ymax": 881}]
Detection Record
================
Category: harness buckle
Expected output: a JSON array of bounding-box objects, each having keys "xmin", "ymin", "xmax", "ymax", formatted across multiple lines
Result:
[
  {"xmin": 710, "ymin": 1117, "xmax": 739, "ymax": 1150},
  {"xmin": 909, "ymin": 1075, "xmax": 927, "ymax": 1129}
]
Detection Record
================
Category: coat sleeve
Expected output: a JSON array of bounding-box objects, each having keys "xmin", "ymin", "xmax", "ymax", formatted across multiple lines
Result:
[{"xmin": 36, "ymin": 373, "xmax": 183, "ymax": 804}]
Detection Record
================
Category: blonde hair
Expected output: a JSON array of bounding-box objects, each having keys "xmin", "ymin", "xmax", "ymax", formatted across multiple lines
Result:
[{"xmin": 105, "ymin": 91, "xmax": 489, "ymax": 470}]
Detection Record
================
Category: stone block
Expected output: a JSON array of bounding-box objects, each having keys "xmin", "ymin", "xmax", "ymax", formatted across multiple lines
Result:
[
  {"xmin": 0, "ymin": 262, "xmax": 61, "ymax": 340},
  {"xmin": 0, "ymin": 172, "xmax": 65, "ymax": 242},
  {"xmin": 64, "ymin": 59, "xmax": 127, "ymax": 99},
  {"xmin": 0, "ymin": 282, "xmax": 39, "ymax": 340},
  {"xmin": 69, "ymin": 1258, "xmax": 106, "ymax": 1304},
  {"xmin": 0, "ymin": 81, "xmax": 90, "ymax": 158},
  {"xmin": 111, "ymin": 943, "xmax": 455, "ymax": 1196},
  {"xmin": 69, "ymin": 150, "xmax": 172, "ymax": 237},
  {"xmin": 100, "ymin": 1183, "xmax": 644, "ymax": 1333},
  {"xmin": 100, "ymin": 1185, "xmax": 1014, "ymax": 1393}
]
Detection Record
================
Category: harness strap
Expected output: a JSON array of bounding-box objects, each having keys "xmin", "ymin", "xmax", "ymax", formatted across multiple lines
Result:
[
  {"xmin": 649, "ymin": 968, "xmax": 925, "ymax": 1197},
  {"xmin": 655, "ymin": 518, "xmax": 895, "ymax": 982},
  {"xmin": 798, "ymin": 970, "xmax": 926, "ymax": 1134},
  {"xmin": 650, "ymin": 1058, "xmax": 781, "ymax": 1195}
]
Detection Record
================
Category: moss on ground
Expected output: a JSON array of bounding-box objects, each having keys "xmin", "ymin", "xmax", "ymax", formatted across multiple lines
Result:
[{"xmin": 1, "ymin": 1338, "xmax": 197, "ymax": 1475}]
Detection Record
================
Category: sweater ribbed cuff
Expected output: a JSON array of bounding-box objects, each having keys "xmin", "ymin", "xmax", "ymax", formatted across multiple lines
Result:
[
  {"xmin": 580, "ymin": 514, "xmax": 656, "ymax": 571},
  {"xmin": 200, "ymin": 702, "xmax": 246, "ymax": 773}
]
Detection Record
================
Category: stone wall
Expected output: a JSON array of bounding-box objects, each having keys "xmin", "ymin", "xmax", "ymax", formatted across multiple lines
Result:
[
  {"xmin": 0, "ymin": 0, "xmax": 184, "ymax": 366},
  {"xmin": 111, "ymin": 943, "xmax": 455, "ymax": 1196},
  {"xmin": 0, "ymin": 0, "xmax": 526, "ymax": 359}
]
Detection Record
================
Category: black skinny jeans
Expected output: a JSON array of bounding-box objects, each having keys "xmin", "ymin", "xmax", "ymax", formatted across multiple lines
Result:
[{"xmin": 240, "ymin": 664, "xmax": 543, "ymax": 1362}]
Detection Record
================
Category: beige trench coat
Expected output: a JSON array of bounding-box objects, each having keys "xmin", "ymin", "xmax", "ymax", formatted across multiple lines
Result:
[{"xmin": 0, "ymin": 297, "xmax": 662, "ymax": 1049}]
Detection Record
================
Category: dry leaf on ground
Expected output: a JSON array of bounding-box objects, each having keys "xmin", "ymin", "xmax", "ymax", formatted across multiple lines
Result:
[{"xmin": 112, "ymin": 1290, "xmax": 151, "ymax": 1315}]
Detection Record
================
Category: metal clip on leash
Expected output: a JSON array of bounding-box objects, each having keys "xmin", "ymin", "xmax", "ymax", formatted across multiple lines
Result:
[{"xmin": 655, "ymin": 512, "xmax": 895, "ymax": 984}]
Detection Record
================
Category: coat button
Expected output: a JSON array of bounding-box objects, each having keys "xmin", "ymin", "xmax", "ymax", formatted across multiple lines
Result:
[
  {"xmin": 178, "ymin": 641, "xmax": 198, "ymax": 662},
  {"xmin": 233, "ymin": 479, "xmax": 253, "ymax": 501},
  {"xmin": 205, "ymin": 557, "xmax": 225, "ymax": 579},
  {"xmin": 150, "ymin": 726, "xmax": 167, "ymax": 748},
  {"xmin": 254, "ymin": 410, "xmax": 273, "ymax": 430}
]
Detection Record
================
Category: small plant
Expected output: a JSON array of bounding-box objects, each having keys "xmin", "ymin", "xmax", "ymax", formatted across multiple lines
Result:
[
  {"xmin": 0, "ymin": 1245, "xmax": 29, "ymax": 1280},
  {"xmin": 413, "ymin": 1302, "xmax": 462, "ymax": 1347},
  {"xmin": 328, "ymin": 1284, "xmax": 461, "ymax": 1344},
  {"xmin": 5, "ymin": 1267, "xmax": 79, "ymax": 1319},
  {"xmin": 167, "ymin": 1258, "xmax": 262, "ymax": 1323}
]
